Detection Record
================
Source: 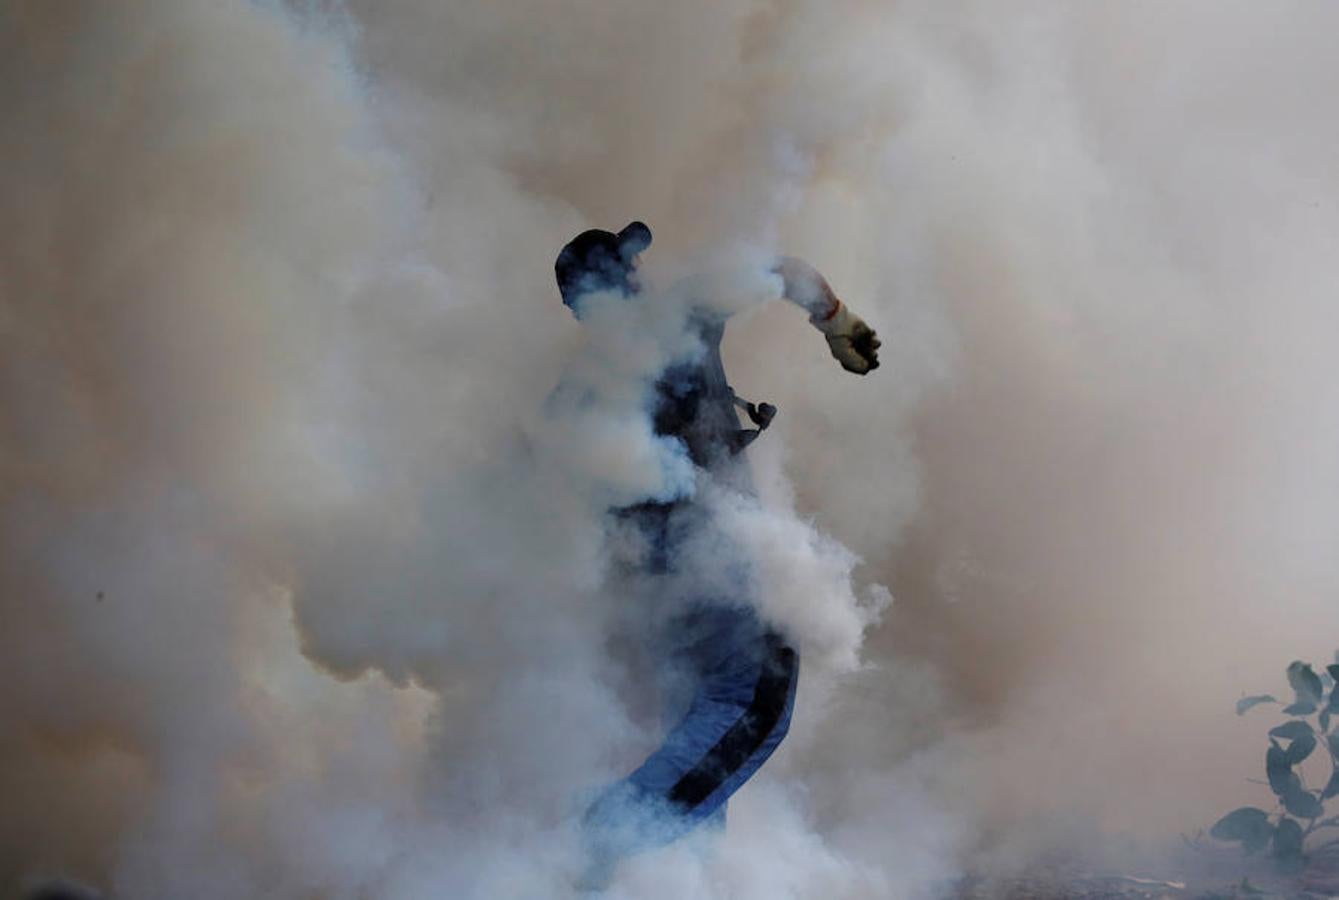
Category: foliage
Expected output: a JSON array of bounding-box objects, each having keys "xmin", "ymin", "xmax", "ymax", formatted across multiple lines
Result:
[{"xmin": 1210, "ymin": 653, "xmax": 1339, "ymax": 869}]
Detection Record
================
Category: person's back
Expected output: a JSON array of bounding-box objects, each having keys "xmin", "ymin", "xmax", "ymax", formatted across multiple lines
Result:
[{"xmin": 650, "ymin": 313, "xmax": 738, "ymax": 470}]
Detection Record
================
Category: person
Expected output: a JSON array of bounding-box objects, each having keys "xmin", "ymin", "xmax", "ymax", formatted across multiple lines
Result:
[{"xmin": 554, "ymin": 222, "xmax": 879, "ymax": 887}]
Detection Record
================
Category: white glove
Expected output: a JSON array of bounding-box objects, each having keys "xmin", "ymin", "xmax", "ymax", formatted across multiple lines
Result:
[{"xmin": 813, "ymin": 301, "xmax": 881, "ymax": 374}]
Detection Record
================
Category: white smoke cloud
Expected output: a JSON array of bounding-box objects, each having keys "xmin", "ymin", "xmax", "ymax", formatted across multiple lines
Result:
[{"xmin": 8, "ymin": 1, "xmax": 1339, "ymax": 898}]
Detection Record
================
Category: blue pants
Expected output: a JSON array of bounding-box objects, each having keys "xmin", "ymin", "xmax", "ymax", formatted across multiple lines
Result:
[{"xmin": 582, "ymin": 602, "xmax": 799, "ymax": 867}]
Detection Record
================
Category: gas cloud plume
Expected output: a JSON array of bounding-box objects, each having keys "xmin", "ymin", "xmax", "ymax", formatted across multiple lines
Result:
[{"xmin": 4, "ymin": 2, "xmax": 1339, "ymax": 897}]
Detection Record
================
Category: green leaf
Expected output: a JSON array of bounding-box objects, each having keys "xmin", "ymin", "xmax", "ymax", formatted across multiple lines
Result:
[
  {"xmin": 1328, "ymin": 663, "xmax": 1339, "ymax": 684},
  {"xmin": 1211, "ymin": 806, "xmax": 1272, "ymax": 842},
  {"xmin": 1283, "ymin": 786, "xmax": 1324, "ymax": 820},
  {"xmin": 1286, "ymin": 734, "xmax": 1318, "ymax": 765},
  {"xmin": 1322, "ymin": 711, "xmax": 1332, "ymax": 734},
  {"xmin": 1268, "ymin": 745, "xmax": 1302, "ymax": 797},
  {"xmin": 1273, "ymin": 817, "xmax": 1305, "ymax": 860},
  {"xmin": 1237, "ymin": 695, "xmax": 1278, "ymax": 715},
  {"xmin": 1288, "ymin": 662, "xmax": 1324, "ymax": 707},
  {"xmin": 1323, "ymin": 768, "xmax": 1339, "ymax": 801},
  {"xmin": 1271, "ymin": 721, "xmax": 1315, "ymax": 741},
  {"xmin": 1285, "ymin": 702, "xmax": 1318, "ymax": 715},
  {"xmin": 1330, "ymin": 733, "xmax": 1339, "ymax": 760},
  {"xmin": 1243, "ymin": 822, "xmax": 1274, "ymax": 855}
]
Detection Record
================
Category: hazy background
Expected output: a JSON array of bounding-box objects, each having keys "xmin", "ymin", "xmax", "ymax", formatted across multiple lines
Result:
[{"xmin": 5, "ymin": 1, "xmax": 1339, "ymax": 897}]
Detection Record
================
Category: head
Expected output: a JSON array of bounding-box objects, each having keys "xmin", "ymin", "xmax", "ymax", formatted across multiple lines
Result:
[{"xmin": 555, "ymin": 221, "xmax": 653, "ymax": 317}]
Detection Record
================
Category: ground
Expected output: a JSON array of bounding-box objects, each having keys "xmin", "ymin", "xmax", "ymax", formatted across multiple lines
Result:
[{"xmin": 955, "ymin": 845, "xmax": 1339, "ymax": 900}]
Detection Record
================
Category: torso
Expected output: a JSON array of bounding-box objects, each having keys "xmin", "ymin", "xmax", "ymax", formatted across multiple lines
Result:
[
  {"xmin": 650, "ymin": 313, "xmax": 741, "ymax": 472},
  {"xmin": 612, "ymin": 311, "xmax": 754, "ymax": 574}
]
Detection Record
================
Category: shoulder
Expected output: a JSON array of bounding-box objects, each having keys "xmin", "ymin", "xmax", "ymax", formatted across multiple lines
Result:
[{"xmin": 670, "ymin": 263, "xmax": 784, "ymax": 319}]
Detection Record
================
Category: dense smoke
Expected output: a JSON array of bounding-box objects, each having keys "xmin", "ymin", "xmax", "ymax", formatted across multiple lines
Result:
[{"xmin": 5, "ymin": 1, "xmax": 1339, "ymax": 897}]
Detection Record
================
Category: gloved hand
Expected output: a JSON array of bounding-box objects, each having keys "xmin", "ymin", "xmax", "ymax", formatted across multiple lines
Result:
[
  {"xmin": 813, "ymin": 301, "xmax": 881, "ymax": 374},
  {"xmin": 746, "ymin": 401, "xmax": 777, "ymax": 429}
]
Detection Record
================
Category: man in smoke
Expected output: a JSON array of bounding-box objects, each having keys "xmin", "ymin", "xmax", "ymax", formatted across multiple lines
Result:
[{"xmin": 554, "ymin": 222, "xmax": 879, "ymax": 886}]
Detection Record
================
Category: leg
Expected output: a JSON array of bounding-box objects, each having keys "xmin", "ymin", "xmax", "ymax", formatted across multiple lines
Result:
[{"xmin": 581, "ymin": 605, "xmax": 798, "ymax": 875}]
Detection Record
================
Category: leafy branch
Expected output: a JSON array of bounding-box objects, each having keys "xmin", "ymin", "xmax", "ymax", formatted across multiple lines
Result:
[{"xmin": 1211, "ymin": 655, "xmax": 1339, "ymax": 869}]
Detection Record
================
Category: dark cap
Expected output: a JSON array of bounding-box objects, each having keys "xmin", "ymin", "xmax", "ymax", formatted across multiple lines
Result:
[{"xmin": 555, "ymin": 221, "xmax": 653, "ymax": 309}]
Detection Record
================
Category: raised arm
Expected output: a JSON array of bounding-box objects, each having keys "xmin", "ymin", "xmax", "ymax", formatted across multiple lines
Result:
[{"xmin": 771, "ymin": 257, "xmax": 881, "ymax": 375}]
